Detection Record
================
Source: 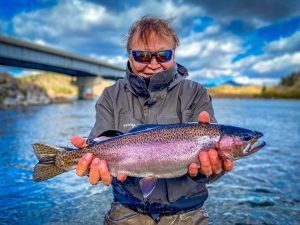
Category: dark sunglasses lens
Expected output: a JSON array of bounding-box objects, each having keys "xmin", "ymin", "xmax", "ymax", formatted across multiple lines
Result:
[
  {"xmin": 133, "ymin": 51, "xmax": 151, "ymax": 62},
  {"xmin": 156, "ymin": 50, "xmax": 172, "ymax": 62}
]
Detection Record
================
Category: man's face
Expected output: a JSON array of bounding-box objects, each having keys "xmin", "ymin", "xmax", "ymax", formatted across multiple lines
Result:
[{"xmin": 129, "ymin": 33, "xmax": 175, "ymax": 78}]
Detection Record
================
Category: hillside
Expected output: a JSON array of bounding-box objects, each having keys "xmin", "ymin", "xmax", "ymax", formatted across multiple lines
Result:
[
  {"xmin": 0, "ymin": 72, "xmax": 113, "ymax": 108},
  {"xmin": 208, "ymin": 85, "xmax": 262, "ymax": 98},
  {"xmin": 260, "ymin": 71, "xmax": 300, "ymax": 99},
  {"xmin": 18, "ymin": 72, "xmax": 113, "ymax": 101},
  {"xmin": 18, "ymin": 73, "xmax": 77, "ymax": 102},
  {"xmin": 208, "ymin": 71, "xmax": 300, "ymax": 99},
  {"xmin": 0, "ymin": 72, "xmax": 50, "ymax": 108},
  {"xmin": 1, "ymin": 70, "xmax": 299, "ymax": 109}
]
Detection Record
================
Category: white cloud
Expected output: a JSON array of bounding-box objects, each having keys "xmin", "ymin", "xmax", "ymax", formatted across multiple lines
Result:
[
  {"xmin": 10, "ymin": 0, "xmax": 203, "ymax": 57},
  {"xmin": 12, "ymin": 0, "xmax": 201, "ymax": 41},
  {"xmin": 252, "ymin": 52, "xmax": 300, "ymax": 73},
  {"xmin": 189, "ymin": 68, "xmax": 241, "ymax": 80},
  {"xmin": 177, "ymin": 24, "xmax": 244, "ymax": 82},
  {"xmin": 5, "ymin": 0, "xmax": 300, "ymax": 84},
  {"xmin": 89, "ymin": 54, "xmax": 128, "ymax": 67},
  {"xmin": 264, "ymin": 31, "xmax": 300, "ymax": 53},
  {"xmin": 12, "ymin": 69, "xmax": 43, "ymax": 77},
  {"xmin": 233, "ymin": 76, "xmax": 279, "ymax": 86},
  {"xmin": 13, "ymin": 0, "xmax": 112, "ymax": 38}
]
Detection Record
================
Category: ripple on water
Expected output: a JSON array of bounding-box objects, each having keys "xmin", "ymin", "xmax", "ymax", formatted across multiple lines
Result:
[{"xmin": 1, "ymin": 99, "xmax": 300, "ymax": 224}]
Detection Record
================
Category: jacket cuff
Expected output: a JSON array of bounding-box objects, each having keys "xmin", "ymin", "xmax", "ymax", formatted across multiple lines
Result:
[
  {"xmin": 189, "ymin": 171, "xmax": 225, "ymax": 184},
  {"xmin": 207, "ymin": 171, "xmax": 225, "ymax": 183}
]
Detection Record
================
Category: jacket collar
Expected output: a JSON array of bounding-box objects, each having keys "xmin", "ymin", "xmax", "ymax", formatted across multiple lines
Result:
[{"xmin": 125, "ymin": 62, "xmax": 188, "ymax": 97}]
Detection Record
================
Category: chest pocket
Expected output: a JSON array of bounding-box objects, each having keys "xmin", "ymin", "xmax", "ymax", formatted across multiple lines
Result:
[{"xmin": 118, "ymin": 113, "xmax": 142, "ymax": 133}]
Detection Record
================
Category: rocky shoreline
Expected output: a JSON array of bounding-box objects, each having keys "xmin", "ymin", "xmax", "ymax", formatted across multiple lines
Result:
[
  {"xmin": 0, "ymin": 72, "xmax": 72, "ymax": 109},
  {"xmin": 1, "ymin": 70, "xmax": 299, "ymax": 109}
]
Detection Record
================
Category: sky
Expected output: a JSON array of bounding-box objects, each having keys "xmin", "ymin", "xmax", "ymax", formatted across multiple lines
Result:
[{"xmin": 0, "ymin": 0, "xmax": 300, "ymax": 86}]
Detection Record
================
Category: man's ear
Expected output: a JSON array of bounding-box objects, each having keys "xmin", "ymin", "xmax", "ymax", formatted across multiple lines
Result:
[{"xmin": 128, "ymin": 55, "xmax": 133, "ymax": 66}]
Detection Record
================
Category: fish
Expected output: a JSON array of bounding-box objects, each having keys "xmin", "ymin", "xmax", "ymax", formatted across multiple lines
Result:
[{"xmin": 32, "ymin": 122, "xmax": 265, "ymax": 198}]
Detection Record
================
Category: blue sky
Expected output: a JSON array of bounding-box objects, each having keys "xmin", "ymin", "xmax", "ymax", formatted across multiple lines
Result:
[{"xmin": 0, "ymin": 0, "xmax": 300, "ymax": 85}]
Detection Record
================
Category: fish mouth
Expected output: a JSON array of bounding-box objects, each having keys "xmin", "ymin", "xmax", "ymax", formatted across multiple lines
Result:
[
  {"xmin": 250, "ymin": 140, "xmax": 266, "ymax": 152},
  {"xmin": 243, "ymin": 138, "xmax": 266, "ymax": 155}
]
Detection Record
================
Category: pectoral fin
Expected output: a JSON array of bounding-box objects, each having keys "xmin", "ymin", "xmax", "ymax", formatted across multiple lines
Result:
[{"xmin": 139, "ymin": 177, "xmax": 157, "ymax": 199}]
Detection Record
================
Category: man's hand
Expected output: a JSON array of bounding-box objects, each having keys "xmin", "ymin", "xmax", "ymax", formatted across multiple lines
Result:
[
  {"xmin": 188, "ymin": 111, "xmax": 234, "ymax": 177},
  {"xmin": 71, "ymin": 136, "xmax": 127, "ymax": 185}
]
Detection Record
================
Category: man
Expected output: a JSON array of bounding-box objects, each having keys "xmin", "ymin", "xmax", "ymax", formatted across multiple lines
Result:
[{"xmin": 71, "ymin": 16, "xmax": 233, "ymax": 225}]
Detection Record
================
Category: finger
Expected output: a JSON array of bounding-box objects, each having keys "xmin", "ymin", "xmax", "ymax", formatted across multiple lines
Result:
[
  {"xmin": 188, "ymin": 163, "xmax": 198, "ymax": 177},
  {"xmin": 198, "ymin": 111, "xmax": 210, "ymax": 124},
  {"xmin": 199, "ymin": 151, "xmax": 212, "ymax": 176},
  {"xmin": 71, "ymin": 136, "xmax": 88, "ymax": 148},
  {"xmin": 208, "ymin": 149, "xmax": 222, "ymax": 174},
  {"xmin": 117, "ymin": 173, "xmax": 127, "ymax": 182},
  {"xmin": 99, "ymin": 160, "xmax": 112, "ymax": 186},
  {"xmin": 223, "ymin": 159, "xmax": 234, "ymax": 172},
  {"xmin": 76, "ymin": 153, "xmax": 93, "ymax": 176},
  {"xmin": 89, "ymin": 158, "xmax": 101, "ymax": 185}
]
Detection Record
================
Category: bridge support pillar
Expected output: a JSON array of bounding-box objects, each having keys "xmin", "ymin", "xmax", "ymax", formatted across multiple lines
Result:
[{"xmin": 74, "ymin": 76, "xmax": 103, "ymax": 99}]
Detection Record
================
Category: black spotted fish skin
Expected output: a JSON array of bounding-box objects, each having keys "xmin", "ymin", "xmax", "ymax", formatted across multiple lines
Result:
[{"xmin": 33, "ymin": 122, "xmax": 265, "ymax": 181}]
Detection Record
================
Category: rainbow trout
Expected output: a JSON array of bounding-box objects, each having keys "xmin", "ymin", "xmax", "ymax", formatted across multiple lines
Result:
[{"xmin": 32, "ymin": 122, "xmax": 265, "ymax": 197}]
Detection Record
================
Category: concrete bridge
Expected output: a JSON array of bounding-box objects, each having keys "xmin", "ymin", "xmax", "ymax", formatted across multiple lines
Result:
[{"xmin": 0, "ymin": 35, "xmax": 126, "ymax": 99}]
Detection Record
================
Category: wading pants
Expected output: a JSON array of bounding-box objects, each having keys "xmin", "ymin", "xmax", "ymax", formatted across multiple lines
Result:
[{"xmin": 104, "ymin": 202, "xmax": 208, "ymax": 225}]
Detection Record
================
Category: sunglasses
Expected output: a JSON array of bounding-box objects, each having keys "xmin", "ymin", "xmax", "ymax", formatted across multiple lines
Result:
[{"xmin": 130, "ymin": 49, "xmax": 173, "ymax": 63}]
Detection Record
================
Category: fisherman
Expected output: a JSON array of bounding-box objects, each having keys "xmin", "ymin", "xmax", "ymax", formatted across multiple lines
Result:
[{"xmin": 71, "ymin": 16, "xmax": 234, "ymax": 225}]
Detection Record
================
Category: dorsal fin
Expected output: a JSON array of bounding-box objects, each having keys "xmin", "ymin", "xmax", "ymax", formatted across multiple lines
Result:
[
  {"xmin": 100, "ymin": 130, "xmax": 124, "ymax": 137},
  {"xmin": 128, "ymin": 124, "xmax": 159, "ymax": 133}
]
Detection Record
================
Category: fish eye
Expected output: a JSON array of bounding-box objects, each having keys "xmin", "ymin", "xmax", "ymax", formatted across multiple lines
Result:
[{"xmin": 243, "ymin": 134, "xmax": 252, "ymax": 141}]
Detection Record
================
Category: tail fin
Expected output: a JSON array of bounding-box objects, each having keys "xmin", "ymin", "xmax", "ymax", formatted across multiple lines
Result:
[{"xmin": 32, "ymin": 143, "xmax": 65, "ymax": 182}]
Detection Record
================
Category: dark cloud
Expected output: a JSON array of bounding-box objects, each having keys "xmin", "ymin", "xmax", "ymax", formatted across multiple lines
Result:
[
  {"xmin": 182, "ymin": 0, "xmax": 300, "ymax": 30},
  {"xmin": 85, "ymin": 0, "xmax": 129, "ymax": 12},
  {"xmin": 1, "ymin": 0, "xmax": 299, "ymax": 82}
]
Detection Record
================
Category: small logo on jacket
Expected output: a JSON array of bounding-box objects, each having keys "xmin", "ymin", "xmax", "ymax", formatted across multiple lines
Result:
[{"xmin": 123, "ymin": 123, "xmax": 137, "ymax": 129}]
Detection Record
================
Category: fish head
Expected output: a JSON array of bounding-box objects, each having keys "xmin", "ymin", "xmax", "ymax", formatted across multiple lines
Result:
[{"xmin": 218, "ymin": 125, "xmax": 266, "ymax": 160}]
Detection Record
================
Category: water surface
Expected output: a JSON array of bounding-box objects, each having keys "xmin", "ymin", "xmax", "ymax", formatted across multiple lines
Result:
[{"xmin": 0, "ymin": 99, "xmax": 299, "ymax": 225}]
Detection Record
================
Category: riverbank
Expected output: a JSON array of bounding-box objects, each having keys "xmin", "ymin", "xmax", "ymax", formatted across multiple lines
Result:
[
  {"xmin": 208, "ymin": 85, "xmax": 300, "ymax": 99},
  {"xmin": 1, "ymin": 71, "xmax": 299, "ymax": 109},
  {"xmin": 208, "ymin": 85, "xmax": 262, "ymax": 98},
  {"xmin": 0, "ymin": 72, "xmax": 113, "ymax": 109},
  {"xmin": 0, "ymin": 72, "xmax": 51, "ymax": 108}
]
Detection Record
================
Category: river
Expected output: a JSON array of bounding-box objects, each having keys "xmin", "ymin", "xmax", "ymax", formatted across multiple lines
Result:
[{"xmin": 0, "ymin": 98, "xmax": 299, "ymax": 225}]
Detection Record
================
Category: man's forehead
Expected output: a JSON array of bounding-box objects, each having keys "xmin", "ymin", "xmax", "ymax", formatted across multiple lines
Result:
[{"xmin": 131, "ymin": 33, "xmax": 174, "ymax": 50}]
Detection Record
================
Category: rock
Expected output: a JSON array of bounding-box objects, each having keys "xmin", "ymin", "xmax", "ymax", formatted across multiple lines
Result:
[
  {"xmin": 0, "ymin": 73, "xmax": 51, "ymax": 108},
  {"xmin": 0, "ymin": 72, "xmax": 11, "ymax": 84}
]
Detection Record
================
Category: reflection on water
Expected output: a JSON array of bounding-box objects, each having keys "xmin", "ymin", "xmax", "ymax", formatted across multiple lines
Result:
[{"xmin": 0, "ymin": 99, "xmax": 299, "ymax": 225}]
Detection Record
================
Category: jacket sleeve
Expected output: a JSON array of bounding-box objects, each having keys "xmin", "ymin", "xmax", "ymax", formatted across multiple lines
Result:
[
  {"xmin": 88, "ymin": 88, "xmax": 114, "ymax": 143},
  {"xmin": 191, "ymin": 90, "xmax": 217, "ymax": 123},
  {"xmin": 180, "ymin": 81, "xmax": 217, "ymax": 123}
]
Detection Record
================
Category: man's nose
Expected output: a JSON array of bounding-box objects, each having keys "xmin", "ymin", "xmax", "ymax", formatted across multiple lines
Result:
[{"xmin": 147, "ymin": 56, "xmax": 160, "ymax": 69}]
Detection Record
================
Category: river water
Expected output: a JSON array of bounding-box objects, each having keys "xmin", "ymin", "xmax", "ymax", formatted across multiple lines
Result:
[{"xmin": 0, "ymin": 98, "xmax": 299, "ymax": 225}]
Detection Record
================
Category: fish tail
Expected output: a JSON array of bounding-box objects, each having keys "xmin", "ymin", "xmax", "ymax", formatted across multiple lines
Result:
[{"xmin": 32, "ymin": 143, "xmax": 65, "ymax": 182}]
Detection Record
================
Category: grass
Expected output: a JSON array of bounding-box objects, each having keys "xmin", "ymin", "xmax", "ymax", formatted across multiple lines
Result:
[
  {"xmin": 18, "ymin": 73, "xmax": 78, "ymax": 98},
  {"xmin": 18, "ymin": 72, "xmax": 113, "ymax": 99},
  {"xmin": 260, "ymin": 86, "xmax": 300, "ymax": 99},
  {"xmin": 17, "ymin": 72, "xmax": 300, "ymax": 99},
  {"xmin": 208, "ymin": 85, "xmax": 262, "ymax": 98}
]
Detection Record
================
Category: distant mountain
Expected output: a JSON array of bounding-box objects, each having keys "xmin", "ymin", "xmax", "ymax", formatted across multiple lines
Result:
[{"xmin": 203, "ymin": 76, "xmax": 243, "ymax": 88}]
